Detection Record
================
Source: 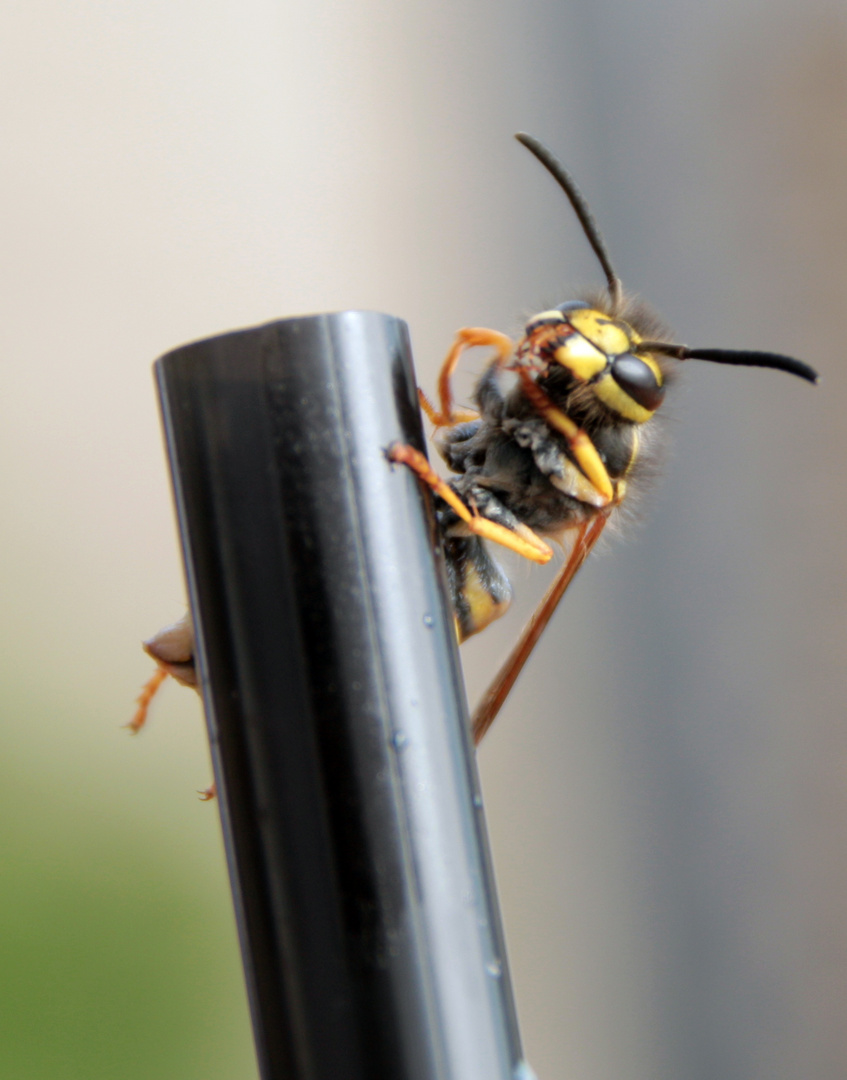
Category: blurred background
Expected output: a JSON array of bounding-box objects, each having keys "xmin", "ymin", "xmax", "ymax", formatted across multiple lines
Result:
[{"xmin": 1, "ymin": 1, "xmax": 845, "ymax": 1077}]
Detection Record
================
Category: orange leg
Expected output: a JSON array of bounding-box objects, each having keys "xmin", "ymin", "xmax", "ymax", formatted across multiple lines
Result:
[
  {"xmin": 471, "ymin": 511, "xmax": 610, "ymax": 743},
  {"xmin": 130, "ymin": 661, "xmax": 217, "ymax": 800},
  {"xmin": 419, "ymin": 327, "xmax": 515, "ymax": 428},
  {"xmin": 515, "ymin": 368, "xmax": 615, "ymax": 505},
  {"xmin": 388, "ymin": 443, "xmax": 553, "ymax": 564},
  {"xmin": 127, "ymin": 666, "xmax": 169, "ymax": 734}
]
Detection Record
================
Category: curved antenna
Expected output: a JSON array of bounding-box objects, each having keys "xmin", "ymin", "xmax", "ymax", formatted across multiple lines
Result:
[
  {"xmin": 639, "ymin": 341, "xmax": 819, "ymax": 384},
  {"xmin": 516, "ymin": 132, "xmax": 623, "ymax": 313}
]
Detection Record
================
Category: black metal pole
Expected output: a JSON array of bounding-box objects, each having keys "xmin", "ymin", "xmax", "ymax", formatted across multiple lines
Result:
[{"xmin": 154, "ymin": 312, "xmax": 527, "ymax": 1080}]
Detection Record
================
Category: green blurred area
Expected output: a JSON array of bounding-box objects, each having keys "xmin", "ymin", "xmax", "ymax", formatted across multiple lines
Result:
[{"xmin": 0, "ymin": 688, "xmax": 258, "ymax": 1080}]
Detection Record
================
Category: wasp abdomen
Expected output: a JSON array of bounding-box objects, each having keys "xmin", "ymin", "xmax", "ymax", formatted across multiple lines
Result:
[{"xmin": 443, "ymin": 535, "xmax": 512, "ymax": 642}]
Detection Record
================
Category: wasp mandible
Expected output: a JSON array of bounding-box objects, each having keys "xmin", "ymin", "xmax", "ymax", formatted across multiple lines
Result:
[{"xmin": 389, "ymin": 132, "xmax": 818, "ymax": 743}]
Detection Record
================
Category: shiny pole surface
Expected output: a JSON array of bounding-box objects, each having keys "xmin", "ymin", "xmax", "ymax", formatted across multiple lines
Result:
[{"xmin": 154, "ymin": 311, "xmax": 524, "ymax": 1080}]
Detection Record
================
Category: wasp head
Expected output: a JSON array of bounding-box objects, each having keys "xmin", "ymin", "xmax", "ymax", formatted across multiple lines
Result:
[
  {"xmin": 519, "ymin": 299, "xmax": 670, "ymax": 425},
  {"xmin": 515, "ymin": 133, "xmax": 818, "ymax": 392}
]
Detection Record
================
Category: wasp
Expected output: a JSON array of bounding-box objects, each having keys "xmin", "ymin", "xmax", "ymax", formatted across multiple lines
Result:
[
  {"xmin": 131, "ymin": 133, "xmax": 818, "ymax": 765},
  {"xmin": 389, "ymin": 132, "xmax": 818, "ymax": 743}
]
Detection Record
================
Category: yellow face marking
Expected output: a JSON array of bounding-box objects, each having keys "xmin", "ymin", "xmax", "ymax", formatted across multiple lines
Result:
[
  {"xmin": 553, "ymin": 333, "xmax": 608, "ymax": 381},
  {"xmin": 568, "ymin": 308, "xmax": 633, "ymax": 357},
  {"xmin": 592, "ymin": 373, "xmax": 654, "ymax": 423}
]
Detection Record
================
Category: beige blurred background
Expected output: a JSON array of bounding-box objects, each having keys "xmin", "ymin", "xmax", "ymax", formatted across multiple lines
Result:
[{"xmin": 2, "ymin": 1, "xmax": 846, "ymax": 1078}]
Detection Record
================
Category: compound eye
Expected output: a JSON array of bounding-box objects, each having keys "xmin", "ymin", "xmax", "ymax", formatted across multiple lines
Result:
[
  {"xmin": 611, "ymin": 354, "xmax": 665, "ymax": 412},
  {"xmin": 556, "ymin": 300, "xmax": 591, "ymax": 316}
]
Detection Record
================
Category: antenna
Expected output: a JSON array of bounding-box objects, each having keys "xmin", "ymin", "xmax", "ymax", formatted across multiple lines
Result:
[
  {"xmin": 639, "ymin": 341, "xmax": 819, "ymax": 384},
  {"xmin": 515, "ymin": 133, "xmax": 818, "ymax": 386},
  {"xmin": 516, "ymin": 132, "xmax": 623, "ymax": 313}
]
